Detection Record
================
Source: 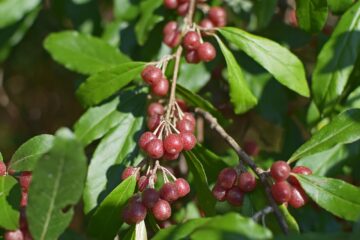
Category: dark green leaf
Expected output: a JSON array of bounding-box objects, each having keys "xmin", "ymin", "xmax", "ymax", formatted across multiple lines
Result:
[
  {"xmin": 295, "ymin": 0, "xmax": 328, "ymax": 32},
  {"xmin": 252, "ymin": 0, "xmax": 277, "ymax": 30},
  {"xmin": 0, "ymin": 176, "xmax": 21, "ymax": 230},
  {"xmin": 276, "ymin": 232, "xmax": 360, "ymax": 240},
  {"xmin": 312, "ymin": 1, "xmax": 360, "ymax": 112},
  {"xmin": 27, "ymin": 128, "xmax": 87, "ymax": 240},
  {"xmin": 327, "ymin": 0, "xmax": 354, "ymax": 14},
  {"xmin": 9, "ymin": 135, "xmax": 54, "ymax": 172},
  {"xmin": 296, "ymin": 174, "xmax": 360, "ymax": 221},
  {"xmin": 0, "ymin": 0, "xmax": 40, "ymax": 28},
  {"xmin": 76, "ymin": 62, "xmax": 145, "ymax": 106},
  {"xmin": 345, "ymin": 86, "xmax": 360, "ymax": 109},
  {"xmin": 44, "ymin": 31, "xmax": 130, "ymax": 75},
  {"xmin": 123, "ymin": 226, "xmax": 136, "ymax": 240},
  {"xmin": 289, "ymin": 109, "xmax": 360, "ymax": 163},
  {"xmin": 177, "ymin": 61, "xmax": 210, "ymax": 92},
  {"xmin": 87, "ymin": 176, "xmax": 136, "ymax": 240},
  {"xmin": 218, "ymin": 27, "xmax": 309, "ymax": 97}
]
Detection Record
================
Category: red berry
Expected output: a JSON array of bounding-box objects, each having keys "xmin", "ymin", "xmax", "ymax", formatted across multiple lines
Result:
[
  {"xmin": 163, "ymin": 0, "xmax": 178, "ymax": 9},
  {"xmin": 176, "ymin": 100, "xmax": 188, "ymax": 112},
  {"xmin": 270, "ymin": 161, "xmax": 291, "ymax": 181},
  {"xmin": 139, "ymin": 132, "xmax": 156, "ymax": 150},
  {"xmin": 163, "ymin": 21, "xmax": 178, "ymax": 35},
  {"xmin": 175, "ymin": 178, "xmax": 190, "ymax": 197},
  {"xmin": 182, "ymin": 112, "xmax": 195, "ymax": 126},
  {"xmin": 148, "ymin": 103, "xmax": 164, "ymax": 116},
  {"xmin": 180, "ymin": 132, "xmax": 196, "ymax": 151},
  {"xmin": 288, "ymin": 166, "xmax": 312, "ymax": 186},
  {"xmin": 147, "ymin": 114, "xmax": 161, "ymax": 131},
  {"xmin": 146, "ymin": 139, "xmax": 164, "ymax": 159},
  {"xmin": 199, "ymin": 18, "xmax": 214, "ymax": 29},
  {"xmin": 238, "ymin": 172, "xmax": 256, "ymax": 192},
  {"xmin": 152, "ymin": 199, "xmax": 171, "ymax": 221},
  {"xmin": 163, "ymin": 134, "xmax": 183, "ymax": 154},
  {"xmin": 0, "ymin": 161, "xmax": 6, "ymax": 176},
  {"xmin": 151, "ymin": 78, "xmax": 169, "ymax": 96},
  {"xmin": 4, "ymin": 230, "xmax": 24, "ymax": 240},
  {"xmin": 212, "ymin": 183, "xmax": 227, "ymax": 201},
  {"xmin": 177, "ymin": 119, "xmax": 195, "ymax": 133},
  {"xmin": 271, "ymin": 181, "xmax": 292, "ymax": 204},
  {"xmin": 20, "ymin": 191, "xmax": 28, "ymax": 207},
  {"xmin": 243, "ymin": 141, "xmax": 259, "ymax": 156},
  {"xmin": 128, "ymin": 194, "xmax": 142, "ymax": 204},
  {"xmin": 218, "ymin": 168, "xmax": 237, "ymax": 189},
  {"xmin": 19, "ymin": 172, "xmax": 32, "ymax": 192},
  {"xmin": 183, "ymin": 31, "xmax": 201, "ymax": 50},
  {"xmin": 226, "ymin": 187, "xmax": 244, "ymax": 206},
  {"xmin": 141, "ymin": 65, "xmax": 163, "ymax": 85},
  {"xmin": 138, "ymin": 176, "xmax": 149, "ymax": 192},
  {"xmin": 160, "ymin": 182, "xmax": 179, "ymax": 202},
  {"xmin": 208, "ymin": 7, "xmax": 227, "ymax": 27},
  {"xmin": 177, "ymin": 2, "xmax": 189, "ymax": 16},
  {"xmin": 185, "ymin": 50, "xmax": 201, "ymax": 64},
  {"xmin": 163, "ymin": 152, "xmax": 179, "ymax": 161},
  {"xmin": 122, "ymin": 202, "xmax": 147, "ymax": 225},
  {"xmin": 142, "ymin": 188, "xmax": 160, "ymax": 209},
  {"xmin": 163, "ymin": 31, "xmax": 181, "ymax": 48},
  {"xmin": 289, "ymin": 185, "xmax": 308, "ymax": 208},
  {"xmin": 121, "ymin": 167, "xmax": 140, "ymax": 181},
  {"xmin": 197, "ymin": 42, "xmax": 216, "ymax": 62}
]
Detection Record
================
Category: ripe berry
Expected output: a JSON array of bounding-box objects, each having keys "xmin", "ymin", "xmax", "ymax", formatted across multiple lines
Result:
[
  {"xmin": 197, "ymin": 42, "xmax": 216, "ymax": 62},
  {"xmin": 20, "ymin": 192, "xmax": 28, "ymax": 207},
  {"xmin": 185, "ymin": 50, "xmax": 201, "ymax": 64},
  {"xmin": 163, "ymin": 31, "xmax": 181, "ymax": 48},
  {"xmin": 141, "ymin": 65, "xmax": 163, "ymax": 85},
  {"xmin": 129, "ymin": 194, "xmax": 142, "ymax": 204},
  {"xmin": 152, "ymin": 199, "xmax": 171, "ymax": 221},
  {"xmin": 217, "ymin": 168, "xmax": 237, "ymax": 189},
  {"xmin": 288, "ymin": 166, "xmax": 312, "ymax": 186},
  {"xmin": 147, "ymin": 114, "xmax": 161, "ymax": 131},
  {"xmin": 182, "ymin": 112, "xmax": 195, "ymax": 126},
  {"xmin": 163, "ymin": 152, "xmax": 179, "ymax": 161},
  {"xmin": 160, "ymin": 182, "xmax": 179, "ymax": 202},
  {"xmin": 138, "ymin": 176, "xmax": 149, "ymax": 192},
  {"xmin": 177, "ymin": 2, "xmax": 189, "ymax": 16},
  {"xmin": 226, "ymin": 187, "xmax": 244, "ymax": 206},
  {"xmin": 4, "ymin": 230, "xmax": 24, "ymax": 240},
  {"xmin": 139, "ymin": 132, "xmax": 156, "ymax": 150},
  {"xmin": 183, "ymin": 31, "xmax": 201, "ymax": 50},
  {"xmin": 175, "ymin": 178, "xmax": 190, "ymax": 197},
  {"xmin": 212, "ymin": 183, "xmax": 227, "ymax": 201},
  {"xmin": 123, "ymin": 202, "xmax": 147, "ymax": 225},
  {"xmin": 151, "ymin": 78, "xmax": 169, "ymax": 96},
  {"xmin": 289, "ymin": 185, "xmax": 308, "ymax": 208},
  {"xmin": 164, "ymin": 0, "xmax": 178, "ymax": 9},
  {"xmin": 270, "ymin": 161, "xmax": 291, "ymax": 181},
  {"xmin": 199, "ymin": 18, "xmax": 214, "ymax": 29},
  {"xmin": 147, "ymin": 102, "xmax": 164, "ymax": 116},
  {"xmin": 19, "ymin": 172, "xmax": 32, "ymax": 191},
  {"xmin": 0, "ymin": 161, "xmax": 6, "ymax": 176},
  {"xmin": 238, "ymin": 172, "xmax": 256, "ymax": 192},
  {"xmin": 146, "ymin": 139, "xmax": 164, "ymax": 159},
  {"xmin": 176, "ymin": 99, "xmax": 188, "ymax": 112},
  {"xmin": 243, "ymin": 141, "xmax": 259, "ymax": 156},
  {"xmin": 121, "ymin": 167, "xmax": 140, "ymax": 181},
  {"xmin": 163, "ymin": 134, "xmax": 183, "ymax": 154},
  {"xmin": 271, "ymin": 181, "xmax": 292, "ymax": 204},
  {"xmin": 180, "ymin": 132, "xmax": 196, "ymax": 151},
  {"xmin": 208, "ymin": 7, "xmax": 227, "ymax": 27},
  {"xmin": 163, "ymin": 21, "xmax": 178, "ymax": 35},
  {"xmin": 177, "ymin": 119, "xmax": 195, "ymax": 133},
  {"xmin": 142, "ymin": 188, "xmax": 160, "ymax": 209}
]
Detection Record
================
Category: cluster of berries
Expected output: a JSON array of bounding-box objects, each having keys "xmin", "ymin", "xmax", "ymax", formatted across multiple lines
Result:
[
  {"xmin": 212, "ymin": 168, "xmax": 257, "ymax": 206},
  {"xmin": 270, "ymin": 161, "xmax": 312, "ymax": 208},
  {"xmin": 141, "ymin": 65, "xmax": 169, "ymax": 97}
]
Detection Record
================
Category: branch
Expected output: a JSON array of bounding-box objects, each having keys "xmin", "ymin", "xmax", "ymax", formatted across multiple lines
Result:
[
  {"xmin": 195, "ymin": 108, "xmax": 289, "ymax": 235},
  {"xmin": 252, "ymin": 206, "xmax": 274, "ymax": 222}
]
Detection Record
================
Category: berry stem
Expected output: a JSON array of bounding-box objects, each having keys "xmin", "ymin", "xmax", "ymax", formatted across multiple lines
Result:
[{"xmin": 252, "ymin": 206, "xmax": 274, "ymax": 222}]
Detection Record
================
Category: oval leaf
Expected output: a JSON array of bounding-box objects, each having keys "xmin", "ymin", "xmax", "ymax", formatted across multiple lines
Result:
[
  {"xmin": 218, "ymin": 27, "xmax": 309, "ymax": 97},
  {"xmin": 0, "ymin": 176, "xmax": 21, "ymax": 230},
  {"xmin": 0, "ymin": 0, "xmax": 40, "ymax": 28},
  {"xmin": 295, "ymin": 0, "xmax": 328, "ymax": 32}
]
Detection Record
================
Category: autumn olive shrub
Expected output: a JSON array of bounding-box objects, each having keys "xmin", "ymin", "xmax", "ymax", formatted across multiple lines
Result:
[{"xmin": 1, "ymin": 0, "xmax": 360, "ymax": 239}]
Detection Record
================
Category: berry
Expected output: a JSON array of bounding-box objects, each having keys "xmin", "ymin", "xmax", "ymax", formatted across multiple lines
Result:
[
  {"xmin": 0, "ymin": 161, "xmax": 6, "ymax": 176},
  {"xmin": 147, "ymin": 102, "xmax": 165, "ymax": 116},
  {"xmin": 238, "ymin": 172, "xmax": 256, "ymax": 192},
  {"xmin": 151, "ymin": 78, "xmax": 169, "ymax": 96},
  {"xmin": 243, "ymin": 141, "xmax": 259, "ymax": 156},
  {"xmin": 123, "ymin": 202, "xmax": 147, "ymax": 225},
  {"xmin": 180, "ymin": 132, "xmax": 196, "ymax": 151},
  {"xmin": 129, "ymin": 194, "xmax": 142, "ymax": 204},
  {"xmin": 163, "ymin": 21, "xmax": 178, "ymax": 35},
  {"xmin": 217, "ymin": 168, "xmax": 237, "ymax": 189},
  {"xmin": 199, "ymin": 18, "xmax": 214, "ymax": 29},
  {"xmin": 182, "ymin": 113, "xmax": 195, "ymax": 126},
  {"xmin": 164, "ymin": 0, "xmax": 178, "ymax": 9},
  {"xmin": 121, "ymin": 167, "xmax": 140, "ymax": 181},
  {"xmin": 163, "ymin": 152, "xmax": 179, "ymax": 161},
  {"xmin": 141, "ymin": 65, "xmax": 163, "ymax": 85},
  {"xmin": 142, "ymin": 188, "xmax": 160, "ymax": 209},
  {"xmin": 176, "ymin": 99, "xmax": 188, "ymax": 112},
  {"xmin": 288, "ymin": 166, "xmax": 312, "ymax": 186},
  {"xmin": 163, "ymin": 134, "xmax": 183, "ymax": 154},
  {"xmin": 4, "ymin": 230, "xmax": 24, "ymax": 240},
  {"xmin": 197, "ymin": 42, "xmax": 216, "ymax": 62},
  {"xmin": 183, "ymin": 31, "xmax": 201, "ymax": 50},
  {"xmin": 138, "ymin": 176, "xmax": 149, "ymax": 192},
  {"xmin": 270, "ymin": 161, "xmax": 291, "ymax": 181},
  {"xmin": 147, "ymin": 114, "xmax": 161, "ymax": 131},
  {"xmin": 271, "ymin": 181, "xmax": 292, "ymax": 204},
  {"xmin": 226, "ymin": 187, "xmax": 244, "ymax": 206},
  {"xmin": 139, "ymin": 132, "xmax": 156, "ymax": 150},
  {"xmin": 208, "ymin": 7, "xmax": 227, "ymax": 27},
  {"xmin": 152, "ymin": 199, "xmax": 172, "ymax": 221},
  {"xmin": 289, "ymin": 185, "xmax": 308, "ymax": 208},
  {"xmin": 20, "ymin": 191, "xmax": 28, "ymax": 207},
  {"xmin": 185, "ymin": 50, "xmax": 201, "ymax": 64},
  {"xmin": 163, "ymin": 31, "xmax": 181, "ymax": 48},
  {"xmin": 212, "ymin": 183, "xmax": 227, "ymax": 201},
  {"xmin": 146, "ymin": 139, "xmax": 164, "ymax": 159},
  {"xmin": 175, "ymin": 178, "xmax": 190, "ymax": 197},
  {"xmin": 177, "ymin": 119, "xmax": 195, "ymax": 133},
  {"xmin": 19, "ymin": 172, "xmax": 32, "ymax": 191},
  {"xmin": 177, "ymin": 2, "xmax": 189, "ymax": 16},
  {"xmin": 160, "ymin": 182, "xmax": 179, "ymax": 202}
]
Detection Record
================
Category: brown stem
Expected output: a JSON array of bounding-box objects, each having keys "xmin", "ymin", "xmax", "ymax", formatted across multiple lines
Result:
[{"xmin": 195, "ymin": 108, "xmax": 289, "ymax": 235}]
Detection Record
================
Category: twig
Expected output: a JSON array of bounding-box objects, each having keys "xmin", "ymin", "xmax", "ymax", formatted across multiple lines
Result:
[
  {"xmin": 195, "ymin": 108, "xmax": 289, "ymax": 235},
  {"xmin": 252, "ymin": 206, "xmax": 274, "ymax": 222}
]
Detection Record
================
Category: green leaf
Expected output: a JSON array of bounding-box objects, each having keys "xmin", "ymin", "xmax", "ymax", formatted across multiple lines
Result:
[
  {"xmin": 0, "ymin": 0, "xmax": 40, "ymax": 28},
  {"xmin": 83, "ymin": 89, "xmax": 146, "ymax": 214},
  {"xmin": 0, "ymin": 176, "xmax": 21, "ymax": 230},
  {"xmin": 296, "ymin": 174, "xmax": 360, "ymax": 221},
  {"xmin": 44, "ymin": 31, "xmax": 130, "ymax": 75},
  {"xmin": 87, "ymin": 176, "xmax": 136, "ymax": 240},
  {"xmin": 114, "ymin": 0, "xmax": 140, "ymax": 21},
  {"xmin": 177, "ymin": 61, "xmax": 211, "ymax": 92},
  {"xmin": 216, "ymin": 37, "xmax": 258, "ymax": 114},
  {"xmin": 312, "ymin": 1, "xmax": 360, "ymax": 112},
  {"xmin": 0, "ymin": 152, "xmax": 3, "ymax": 161},
  {"xmin": 252, "ymin": 0, "xmax": 277, "ymax": 30},
  {"xmin": 183, "ymin": 151, "xmax": 216, "ymax": 216},
  {"xmin": 27, "ymin": 128, "xmax": 87, "ymax": 240},
  {"xmin": 8, "ymin": 135, "xmax": 54, "ymax": 172},
  {"xmin": 279, "ymin": 205, "xmax": 300, "ymax": 233},
  {"xmin": 74, "ymin": 98, "xmax": 122, "ymax": 146},
  {"xmin": 295, "ymin": 0, "xmax": 328, "ymax": 32},
  {"xmin": 134, "ymin": 0, "xmax": 163, "ymax": 45},
  {"xmin": 327, "ymin": 0, "xmax": 354, "ymax": 14},
  {"xmin": 289, "ymin": 109, "xmax": 360, "ymax": 163},
  {"xmin": 76, "ymin": 62, "xmax": 145, "ymax": 106},
  {"xmin": 218, "ymin": 27, "xmax": 309, "ymax": 97}
]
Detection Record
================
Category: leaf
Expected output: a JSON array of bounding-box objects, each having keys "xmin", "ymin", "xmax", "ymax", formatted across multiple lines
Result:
[
  {"xmin": 276, "ymin": 232, "xmax": 360, "ymax": 240},
  {"xmin": 0, "ymin": 0, "xmax": 40, "ymax": 28},
  {"xmin": 252, "ymin": 0, "xmax": 277, "ymax": 30},
  {"xmin": 114, "ymin": 0, "xmax": 140, "ymax": 21},
  {"xmin": 327, "ymin": 0, "xmax": 354, "ymax": 14},
  {"xmin": 0, "ymin": 152, "xmax": 3, "ymax": 161},
  {"xmin": 44, "ymin": 31, "xmax": 130, "ymax": 75},
  {"xmin": 74, "ymin": 98, "xmax": 122, "ymax": 146},
  {"xmin": 26, "ymin": 128, "xmax": 87, "ymax": 240},
  {"xmin": 278, "ymin": 205, "xmax": 300, "ymax": 233},
  {"xmin": 9, "ymin": 135, "xmax": 54, "ymax": 172},
  {"xmin": 83, "ymin": 89, "xmax": 146, "ymax": 214},
  {"xmin": 0, "ymin": 176, "xmax": 21, "ymax": 230},
  {"xmin": 312, "ymin": 1, "xmax": 360, "ymax": 112},
  {"xmin": 177, "ymin": 61, "xmax": 210, "ymax": 93},
  {"xmin": 183, "ymin": 151, "xmax": 216, "ymax": 216},
  {"xmin": 76, "ymin": 62, "xmax": 146, "ymax": 106},
  {"xmin": 296, "ymin": 174, "xmax": 360, "ymax": 221},
  {"xmin": 218, "ymin": 27, "xmax": 309, "ymax": 97},
  {"xmin": 295, "ymin": 0, "xmax": 328, "ymax": 32},
  {"xmin": 288, "ymin": 108, "xmax": 360, "ymax": 163},
  {"xmin": 216, "ymin": 37, "xmax": 258, "ymax": 114},
  {"xmin": 135, "ymin": 0, "xmax": 163, "ymax": 45},
  {"xmin": 87, "ymin": 176, "xmax": 136, "ymax": 240}
]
